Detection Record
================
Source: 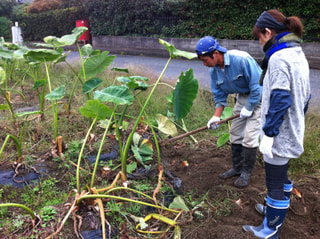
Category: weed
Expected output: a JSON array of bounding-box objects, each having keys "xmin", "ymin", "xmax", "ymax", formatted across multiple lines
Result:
[{"xmin": 40, "ymin": 206, "xmax": 57, "ymax": 222}]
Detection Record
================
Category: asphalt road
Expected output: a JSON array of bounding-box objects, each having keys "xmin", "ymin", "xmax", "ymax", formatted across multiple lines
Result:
[{"xmin": 67, "ymin": 53, "xmax": 319, "ymax": 108}]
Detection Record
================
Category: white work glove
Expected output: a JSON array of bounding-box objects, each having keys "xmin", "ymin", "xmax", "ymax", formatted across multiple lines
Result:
[
  {"xmin": 259, "ymin": 135, "xmax": 274, "ymax": 158},
  {"xmin": 207, "ymin": 116, "xmax": 220, "ymax": 130},
  {"xmin": 240, "ymin": 107, "xmax": 253, "ymax": 118}
]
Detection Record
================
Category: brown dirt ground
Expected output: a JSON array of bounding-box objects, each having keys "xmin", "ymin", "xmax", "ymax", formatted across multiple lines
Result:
[
  {"xmin": 161, "ymin": 139, "xmax": 320, "ymax": 239},
  {"xmin": 1, "ymin": 85, "xmax": 320, "ymax": 238}
]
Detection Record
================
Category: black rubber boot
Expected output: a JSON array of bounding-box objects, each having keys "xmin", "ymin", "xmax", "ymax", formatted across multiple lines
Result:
[
  {"xmin": 219, "ymin": 144, "xmax": 243, "ymax": 179},
  {"xmin": 234, "ymin": 147, "xmax": 257, "ymax": 188}
]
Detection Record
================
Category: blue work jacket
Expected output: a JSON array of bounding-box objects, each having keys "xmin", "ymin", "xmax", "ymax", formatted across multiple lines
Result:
[{"xmin": 209, "ymin": 50, "xmax": 262, "ymax": 111}]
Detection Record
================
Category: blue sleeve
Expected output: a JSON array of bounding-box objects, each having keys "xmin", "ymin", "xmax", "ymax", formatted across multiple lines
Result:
[
  {"xmin": 210, "ymin": 68, "xmax": 228, "ymax": 109},
  {"xmin": 304, "ymin": 94, "xmax": 311, "ymax": 114},
  {"xmin": 242, "ymin": 57, "xmax": 262, "ymax": 111},
  {"xmin": 263, "ymin": 90, "xmax": 292, "ymax": 137}
]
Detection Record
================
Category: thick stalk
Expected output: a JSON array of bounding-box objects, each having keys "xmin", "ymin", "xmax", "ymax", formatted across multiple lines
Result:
[
  {"xmin": 0, "ymin": 134, "xmax": 21, "ymax": 158},
  {"xmin": 77, "ymin": 117, "xmax": 98, "ymax": 192},
  {"xmin": 0, "ymin": 203, "xmax": 37, "ymax": 220},
  {"xmin": 121, "ymin": 57, "xmax": 172, "ymax": 178},
  {"xmin": 90, "ymin": 112, "xmax": 115, "ymax": 188}
]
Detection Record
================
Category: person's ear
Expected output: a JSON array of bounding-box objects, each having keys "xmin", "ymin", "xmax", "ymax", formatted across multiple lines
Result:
[{"xmin": 265, "ymin": 28, "xmax": 273, "ymax": 37}]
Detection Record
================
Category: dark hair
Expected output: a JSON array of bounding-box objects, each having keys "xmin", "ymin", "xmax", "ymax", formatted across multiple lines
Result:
[
  {"xmin": 252, "ymin": 9, "xmax": 304, "ymax": 39},
  {"xmin": 197, "ymin": 50, "xmax": 215, "ymax": 59}
]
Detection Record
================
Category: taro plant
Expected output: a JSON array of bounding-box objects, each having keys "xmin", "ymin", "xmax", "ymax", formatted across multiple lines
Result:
[
  {"xmin": 45, "ymin": 39, "xmax": 198, "ymax": 239},
  {"xmin": 0, "ymin": 41, "xmax": 30, "ymax": 123}
]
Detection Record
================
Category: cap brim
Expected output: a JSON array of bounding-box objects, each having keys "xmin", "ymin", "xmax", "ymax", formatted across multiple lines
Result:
[{"xmin": 216, "ymin": 46, "xmax": 227, "ymax": 53}]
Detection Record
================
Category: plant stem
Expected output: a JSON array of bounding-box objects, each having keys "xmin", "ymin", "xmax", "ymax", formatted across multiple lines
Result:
[
  {"xmin": 121, "ymin": 57, "xmax": 172, "ymax": 179},
  {"xmin": 0, "ymin": 134, "xmax": 21, "ymax": 159},
  {"xmin": 0, "ymin": 203, "xmax": 37, "ymax": 220},
  {"xmin": 90, "ymin": 112, "xmax": 115, "ymax": 188},
  {"xmin": 78, "ymin": 194, "xmax": 179, "ymax": 214},
  {"xmin": 77, "ymin": 117, "xmax": 98, "ymax": 192}
]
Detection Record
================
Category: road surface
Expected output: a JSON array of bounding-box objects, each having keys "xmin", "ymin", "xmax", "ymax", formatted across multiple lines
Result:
[{"xmin": 67, "ymin": 53, "xmax": 319, "ymax": 108}]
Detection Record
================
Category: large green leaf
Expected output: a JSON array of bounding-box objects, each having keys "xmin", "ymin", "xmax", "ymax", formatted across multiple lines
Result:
[
  {"xmin": 0, "ymin": 49, "xmax": 14, "ymax": 59},
  {"xmin": 24, "ymin": 49, "xmax": 61, "ymax": 62},
  {"xmin": 159, "ymin": 39, "xmax": 197, "ymax": 59},
  {"xmin": 82, "ymin": 78, "xmax": 103, "ymax": 94},
  {"xmin": 217, "ymin": 133, "xmax": 230, "ymax": 147},
  {"xmin": 43, "ymin": 27, "xmax": 87, "ymax": 48},
  {"xmin": 81, "ymin": 51, "xmax": 116, "ymax": 79},
  {"xmin": 54, "ymin": 51, "xmax": 70, "ymax": 64},
  {"xmin": 173, "ymin": 68, "xmax": 199, "ymax": 120},
  {"xmin": 79, "ymin": 99, "xmax": 112, "ymax": 119},
  {"xmin": 33, "ymin": 79, "xmax": 46, "ymax": 89},
  {"xmin": 221, "ymin": 107, "xmax": 234, "ymax": 120},
  {"xmin": 13, "ymin": 46, "xmax": 30, "ymax": 59},
  {"xmin": 94, "ymin": 86, "xmax": 134, "ymax": 105},
  {"xmin": 80, "ymin": 44, "xmax": 95, "ymax": 56},
  {"xmin": 117, "ymin": 76, "xmax": 149, "ymax": 91},
  {"xmin": 45, "ymin": 86, "xmax": 65, "ymax": 101},
  {"xmin": 155, "ymin": 114, "xmax": 178, "ymax": 137}
]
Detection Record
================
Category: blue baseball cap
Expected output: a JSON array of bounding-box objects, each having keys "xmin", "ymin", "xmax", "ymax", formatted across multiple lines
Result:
[{"xmin": 196, "ymin": 36, "xmax": 227, "ymax": 55}]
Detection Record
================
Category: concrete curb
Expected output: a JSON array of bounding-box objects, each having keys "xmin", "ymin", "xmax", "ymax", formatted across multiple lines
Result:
[{"xmin": 92, "ymin": 36, "xmax": 320, "ymax": 69}]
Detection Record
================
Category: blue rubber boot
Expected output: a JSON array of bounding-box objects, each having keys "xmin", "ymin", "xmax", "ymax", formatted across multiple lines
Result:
[
  {"xmin": 255, "ymin": 180, "xmax": 292, "ymax": 216},
  {"xmin": 243, "ymin": 195, "xmax": 290, "ymax": 239}
]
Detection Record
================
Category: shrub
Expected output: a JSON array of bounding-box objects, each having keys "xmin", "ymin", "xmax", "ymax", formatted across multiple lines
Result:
[{"xmin": 0, "ymin": 17, "xmax": 13, "ymax": 40}]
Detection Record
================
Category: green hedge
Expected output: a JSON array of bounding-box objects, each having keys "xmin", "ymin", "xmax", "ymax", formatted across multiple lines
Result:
[
  {"xmin": 12, "ymin": 0, "xmax": 320, "ymax": 42},
  {"xmin": 15, "ymin": 7, "xmax": 87, "ymax": 41},
  {"xmin": 85, "ymin": 0, "xmax": 320, "ymax": 41}
]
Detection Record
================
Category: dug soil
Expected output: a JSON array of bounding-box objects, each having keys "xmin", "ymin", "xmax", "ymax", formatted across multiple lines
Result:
[
  {"xmin": 1, "ymin": 84, "xmax": 319, "ymax": 238},
  {"xmin": 161, "ymin": 139, "xmax": 320, "ymax": 239}
]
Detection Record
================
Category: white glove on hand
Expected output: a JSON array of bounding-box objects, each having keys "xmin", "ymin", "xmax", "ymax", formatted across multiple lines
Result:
[
  {"xmin": 240, "ymin": 107, "xmax": 253, "ymax": 118},
  {"xmin": 207, "ymin": 116, "xmax": 220, "ymax": 129},
  {"xmin": 259, "ymin": 135, "xmax": 274, "ymax": 158}
]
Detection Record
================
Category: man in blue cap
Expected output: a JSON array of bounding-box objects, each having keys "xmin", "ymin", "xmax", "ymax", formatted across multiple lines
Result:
[{"xmin": 196, "ymin": 36, "xmax": 262, "ymax": 187}]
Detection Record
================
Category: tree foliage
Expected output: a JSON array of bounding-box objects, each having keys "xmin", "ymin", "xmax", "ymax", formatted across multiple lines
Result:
[{"xmin": 10, "ymin": 0, "xmax": 320, "ymax": 42}]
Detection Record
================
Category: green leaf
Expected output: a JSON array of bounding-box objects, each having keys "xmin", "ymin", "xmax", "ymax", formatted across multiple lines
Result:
[
  {"xmin": 33, "ymin": 43, "xmax": 54, "ymax": 48},
  {"xmin": 81, "ymin": 52, "xmax": 116, "ymax": 79},
  {"xmin": 0, "ymin": 49, "xmax": 14, "ymax": 59},
  {"xmin": 111, "ymin": 67, "xmax": 129, "ymax": 73},
  {"xmin": 138, "ymin": 139, "xmax": 153, "ymax": 156},
  {"xmin": 82, "ymin": 78, "xmax": 103, "ymax": 94},
  {"xmin": 217, "ymin": 133, "xmax": 230, "ymax": 147},
  {"xmin": 45, "ymin": 86, "xmax": 65, "ymax": 101},
  {"xmin": 15, "ymin": 111, "xmax": 42, "ymax": 117},
  {"xmin": 221, "ymin": 107, "xmax": 234, "ymax": 120},
  {"xmin": 24, "ymin": 49, "xmax": 61, "ymax": 62},
  {"xmin": 33, "ymin": 79, "xmax": 47, "ymax": 89},
  {"xmin": 94, "ymin": 86, "xmax": 134, "ymax": 105},
  {"xmin": 43, "ymin": 27, "xmax": 87, "ymax": 48},
  {"xmin": 159, "ymin": 39, "xmax": 197, "ymax": 59},
  {"xmin": 169, "ymin": 196, "xmax": 189, "ymax": 211},
  {"xmin": 155, "ymin": 114, "xmax": 178, "ymax": 137},
  {"xmin": 80, "ymin": 44, "xmax": 94, "ymax": 56},
  {"xmin": 79, "ymin": 99, "xmax": 112, "ymax": 119},
  {"xmin": 117, "ymin": 76, "xmax": 149, "ymax": 91},
  {"xmin": 0, "ymin": 104, "xmax": 9, "ymax": 110},
  {"xmin": 127, "ymin": 161, "xmax": 137, "ymax": 174},
  {"xmin": 54, "ymin": 51, "xmax": 70, "ymax": 64},
  {"xmin": 131, "ymin": 145, "xmax": 145, "ymax": 167},
  {"xmin": 173, "ymin": 69, "xmax": 199, "ymax": 120}
]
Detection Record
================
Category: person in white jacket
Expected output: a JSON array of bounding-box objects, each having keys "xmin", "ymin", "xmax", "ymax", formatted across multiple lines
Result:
[{"xmin": 243, "ymin": 9, "xmax": 311, "ymax": 239}]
